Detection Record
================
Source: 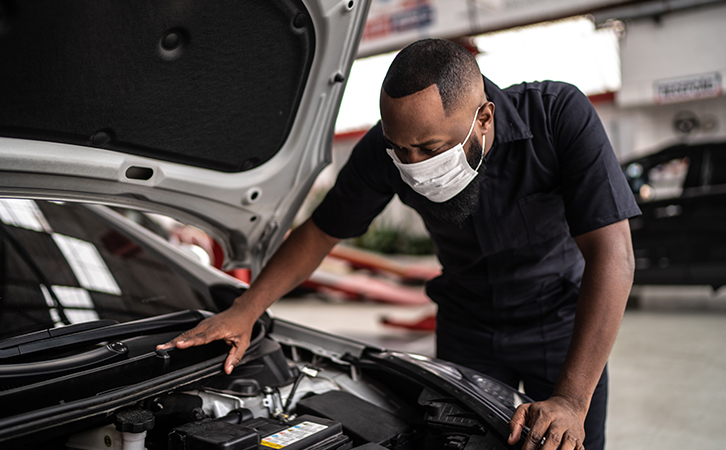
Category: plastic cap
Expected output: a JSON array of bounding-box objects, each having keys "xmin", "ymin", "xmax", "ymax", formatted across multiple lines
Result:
[{"xmin": 114, "ymin": 408, "xmax": 155, "ymax": 433}]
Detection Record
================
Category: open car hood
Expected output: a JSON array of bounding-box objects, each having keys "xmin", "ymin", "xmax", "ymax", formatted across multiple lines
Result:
[{"xmin": 0, "ymin": 0, "xmax": 370, "ymax": 273}]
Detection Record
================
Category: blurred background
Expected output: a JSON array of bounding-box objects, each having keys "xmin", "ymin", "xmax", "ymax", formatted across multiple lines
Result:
[{"xmin": 303, "ymin": 0, "xmax": 726, "ymax": 252}]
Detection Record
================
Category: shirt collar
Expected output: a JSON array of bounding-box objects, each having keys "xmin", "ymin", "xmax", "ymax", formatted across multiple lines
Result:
[{"xmin": 483, "ymin": 76, "xmax": 533, "ymax": 144}]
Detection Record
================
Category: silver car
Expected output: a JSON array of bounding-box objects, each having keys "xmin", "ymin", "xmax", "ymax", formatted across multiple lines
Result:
[{"xmin": 0, "ymin": 1, "xmax": 529, "ymax": 449}]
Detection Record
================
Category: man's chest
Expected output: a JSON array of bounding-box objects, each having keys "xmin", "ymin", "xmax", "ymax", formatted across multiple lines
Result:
[{"xmin": 397, "ymin": 139, "xmax": 570, "ymax": 257}]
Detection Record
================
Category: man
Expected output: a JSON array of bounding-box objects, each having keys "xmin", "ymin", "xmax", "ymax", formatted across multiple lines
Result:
[{"xmin": 160, "ymin": 39, "xmax": 639, "ymax": 450}]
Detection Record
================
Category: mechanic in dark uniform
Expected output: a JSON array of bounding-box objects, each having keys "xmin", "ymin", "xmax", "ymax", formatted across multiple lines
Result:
[{"xmin": 161, "ymin": 39, "xmax": 640, "ymax": 450}]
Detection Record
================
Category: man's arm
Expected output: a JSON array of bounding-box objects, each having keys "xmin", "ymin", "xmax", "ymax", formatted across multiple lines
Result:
[
  {"xmin": 508, "ymin": 219, "xmax": 635, "ymax": 450},
  {"xmin": 158, "ymin": 217, "xmax": 341, "ymax": 374}
]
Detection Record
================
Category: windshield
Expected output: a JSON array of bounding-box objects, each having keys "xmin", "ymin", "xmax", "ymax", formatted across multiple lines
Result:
[{"xmin": 0, "ymin": 199, "xmax": 217, "ymax": 340}]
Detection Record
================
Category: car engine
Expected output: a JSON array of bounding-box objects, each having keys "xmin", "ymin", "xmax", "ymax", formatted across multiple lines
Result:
[
  {"xmin": 0, "ymin": 308, "xmax": 522, "ymax": 450},
  {"xmin": 53, "ymin": 330, "xmax": 510, "ymax": 450}
]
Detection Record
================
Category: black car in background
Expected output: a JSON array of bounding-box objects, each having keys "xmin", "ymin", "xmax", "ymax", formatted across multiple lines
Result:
[{"xmin": 622, "ymin": 141, "xmax": 726, "ymax": 288}]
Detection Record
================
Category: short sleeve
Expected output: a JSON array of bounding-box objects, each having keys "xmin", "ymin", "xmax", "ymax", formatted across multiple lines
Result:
[
  {"xmin": 548, "ymin": 85, "xmax": 641, "ymax": 236},
  {"xmin": 311, "ymin": 123, "xmax": 395, "ymax": 239}
]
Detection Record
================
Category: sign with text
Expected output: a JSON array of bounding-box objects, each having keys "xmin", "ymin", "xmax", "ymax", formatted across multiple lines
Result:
[
  {"xmin": 654, "ymin": 72, "xmax": 723, "ymax": 104},
  {"xmin": 357, "ymin": 0, "xmax": 630, "ymax": 57}
]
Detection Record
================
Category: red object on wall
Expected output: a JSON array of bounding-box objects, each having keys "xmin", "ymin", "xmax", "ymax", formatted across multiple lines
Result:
[{"xmin": 381, "ymin": 313, "xmax": 436, "ymax": 331}]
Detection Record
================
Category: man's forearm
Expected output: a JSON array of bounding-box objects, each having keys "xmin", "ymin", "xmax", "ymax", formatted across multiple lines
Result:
[
  {"xmin": 231, "ymin": 217, "xmax": 341, "ymax": 320},
  {"xmin": 159, "ymin": 217, "xmax": 342, "ymax": 374},
  {"xmin": 554, "ymin": 220, "xmax": 635, "ymax": 413}
]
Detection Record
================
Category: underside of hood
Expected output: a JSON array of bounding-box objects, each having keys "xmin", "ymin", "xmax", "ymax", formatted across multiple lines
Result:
[{"xmin": 0, "ymin": 0, "xmax": 371, "ymax": 274}]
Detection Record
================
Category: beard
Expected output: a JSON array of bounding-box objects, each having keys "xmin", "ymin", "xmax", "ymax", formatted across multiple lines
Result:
[{"xmin": 424, "ymin": 137, "xmax": 484, "ymax": 226}]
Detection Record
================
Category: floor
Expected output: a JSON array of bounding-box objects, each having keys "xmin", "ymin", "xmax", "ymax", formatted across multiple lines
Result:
[{"xmin": 269, "ymin": 284, "xmax": 726, "ymax": 450}]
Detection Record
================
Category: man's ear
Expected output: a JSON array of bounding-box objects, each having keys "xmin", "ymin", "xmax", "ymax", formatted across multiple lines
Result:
[{"xmin": 477, "ymin": 101, "xmax": 495, "ymax": 134}]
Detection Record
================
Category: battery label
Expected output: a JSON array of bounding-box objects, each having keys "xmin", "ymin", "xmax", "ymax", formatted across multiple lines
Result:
[{"xmin": 261, "ymin": 421, "xmax": 329, "ymax": 449}]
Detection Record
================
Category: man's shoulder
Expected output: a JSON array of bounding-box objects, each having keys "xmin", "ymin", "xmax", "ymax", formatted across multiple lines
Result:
[
  {"xmin": 346, "ymin": 121, "xmax": 398, "ymax": 183},
  {"xmin": 502, "ymin": 81, "xmax": 592, "ymax": 125},
  {"xmin": 355, "ymin": 121, "xmax": 385, "ymax": 149},
  {"xmin": 503, "ymin": 80, "xmax": 583, "ymax": 103}
]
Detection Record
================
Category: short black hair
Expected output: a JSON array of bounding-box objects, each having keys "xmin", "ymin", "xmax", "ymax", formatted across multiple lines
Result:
[{"xmin": 382, "ymin": 39, "xmax": 482, "ymax": 115}]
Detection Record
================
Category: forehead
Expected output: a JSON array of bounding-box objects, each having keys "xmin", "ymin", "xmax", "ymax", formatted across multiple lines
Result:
[{"xmin": 380, "ymin": 85, "xmax": 468, "ymax": 145}]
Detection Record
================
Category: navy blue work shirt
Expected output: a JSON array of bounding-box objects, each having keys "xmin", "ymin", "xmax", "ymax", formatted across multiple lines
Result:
[{"xmin": 312, "ymin": 77, "xmax": 640, "ymax": 328}]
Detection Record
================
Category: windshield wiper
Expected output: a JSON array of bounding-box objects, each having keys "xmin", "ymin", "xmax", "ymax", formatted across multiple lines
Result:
[
  {"xmin": 0, "ymin": 319, "xmax": 119, "ymax": 350},
  {"xmin": 0, "ymin": 341, "xmax": 129, "ymax": 380},
  {"xmin": 0, "ymin": 309, "xmax": 211, "ymax": 359}
]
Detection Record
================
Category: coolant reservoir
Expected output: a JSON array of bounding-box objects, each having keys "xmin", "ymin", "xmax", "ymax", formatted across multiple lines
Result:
[
  {"xmin": 114, "ymin": 408, "xmax": 155, "ymax": 450},
  {"xmin": 65, "ymin": 423, "xmax": 123, "ymax": 450}
]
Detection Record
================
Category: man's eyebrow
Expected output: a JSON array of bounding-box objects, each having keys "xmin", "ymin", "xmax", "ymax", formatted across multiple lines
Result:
[
  {"xmin": 412, "ymin": 138, "xmax": 442, "ymax": 149},
  {"xmin": 383, "ymin": 135, "xmax": 442, "ymax": 149}
]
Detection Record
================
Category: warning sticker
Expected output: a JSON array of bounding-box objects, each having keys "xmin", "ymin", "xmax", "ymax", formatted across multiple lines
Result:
[{"xmin": 261, "ymin": 421, "xmax": 329, "ymax": 449}]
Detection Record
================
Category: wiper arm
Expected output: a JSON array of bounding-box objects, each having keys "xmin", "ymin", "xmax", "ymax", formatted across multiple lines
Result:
[
  {"xmin": 0, "ymin": 222, "xmax": 70, "ymax": 325},
  {"xmin": 0, "ymin": 319, "xmax": 119, "ymax": 349},
  {"xmin": 0, "ymin": 341, "xmax": 129, "ymax": 380},
  {"xmin": 0, "ymin": 309, "xmax": 212, "ymax": 359}
]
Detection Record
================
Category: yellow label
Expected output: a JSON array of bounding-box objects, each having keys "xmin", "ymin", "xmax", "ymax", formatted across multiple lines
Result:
[{"xmin": 260, "ymin": 421, "xmax": 328, "ymax": 449}]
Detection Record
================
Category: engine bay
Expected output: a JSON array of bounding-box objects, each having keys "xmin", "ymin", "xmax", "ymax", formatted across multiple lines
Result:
[
  {"xmin": 60, "ymin": 337, "xmax": 506, "ymax": 450},
  {"xmin": 0, "ymin": 312, "xmax": 521, "ymax": 450}
]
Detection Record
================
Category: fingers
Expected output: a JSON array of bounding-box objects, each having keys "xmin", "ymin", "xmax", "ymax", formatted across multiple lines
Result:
[
  {"xmin": 157, "ymin": 323, "xmax": 213, "ymax": 350},
  {"xmin": 155, "ymin": 308, "xmax": 256, "ymax": 375},
  {"xmin": 508, "ymin": 404, "xmax": 529, "ymax": 445},
  {"xmin": 538, "ymin": 429, "xmax": 562, "ymax": 450},
  {"xmin": 509, "ymin": 399, "xmax": 587, "ymax": 450},
  {"xmin": 224, "ymin": 343, "xmax": 247, "ymax": 375},
  {"xmin": 560, "ymin": 432, "xmax": 583, "ymax": 450},
  {"xmin": 224, "ymin": 353, "xmax": 239, "ymax": 375},
  {"xmin": 523, "ymin": 416, "xmax": 552, "ymax": 450},
  {"xmin": 536, "ymin": 430, "xmax": 582, "ymax": 450},
  {"xmin": 221, "ymin": 331, "xmax": 251, "ymax": 374}
]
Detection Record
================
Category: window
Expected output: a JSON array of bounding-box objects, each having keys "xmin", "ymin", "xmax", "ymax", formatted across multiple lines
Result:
[
  {"xmin": 707, "ymin": 149, "xmax": 726, "ymax": 186},
  {"xmin": 0, "ymin": 200, "xmax": 217, "ymax": 340},
  {"xmin": 639, "ymin": 157, "xmax": 690, "ymax": 201}
]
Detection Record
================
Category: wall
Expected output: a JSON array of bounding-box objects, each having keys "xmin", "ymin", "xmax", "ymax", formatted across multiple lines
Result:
[{"xmin": 606, "ymin": 3, "xmax": 726, "ymax": 159}]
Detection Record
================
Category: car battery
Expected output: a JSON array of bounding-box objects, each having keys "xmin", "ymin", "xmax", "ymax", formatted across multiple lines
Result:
[
  {"xmin": 251, "ymin": 415, "xmax": 349, "ymax": 450},
  {"xmin": 169, "ymin": 414, "xmax": 350, "ymax": 450}
]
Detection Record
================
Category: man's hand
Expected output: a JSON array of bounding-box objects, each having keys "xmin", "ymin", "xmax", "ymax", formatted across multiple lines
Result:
[
  {"xmin": 157, "ymin": 219, "xmax": 342, "ymax": 376},
  {"xmin": 157, "ymin": 303, "xmax": 256, "ymax": 375},
  {"xmin": 508, "ymin": 396, "xmax": 586, "ymax": 450}
]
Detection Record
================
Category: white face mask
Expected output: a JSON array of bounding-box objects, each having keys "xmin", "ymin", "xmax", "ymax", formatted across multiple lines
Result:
[{"xmin": 386, "ymin": 108, "xmax": 484, "ymax": 203}]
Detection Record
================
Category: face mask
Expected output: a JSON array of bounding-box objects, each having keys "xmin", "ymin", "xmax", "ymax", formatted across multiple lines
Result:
[{"xmin": 386, "ymin": 108, "xmax": 484, "ymax": 203}]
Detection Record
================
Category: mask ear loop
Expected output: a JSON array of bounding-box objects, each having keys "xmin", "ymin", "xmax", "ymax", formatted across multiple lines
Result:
[
  {"xmin": 473, "ymin": 134, "xmax": 485, "ymax": 172},
  {"xmin": 463, "ymin": 106, "xmax": 485, "ymax": 172},
  {"xmin": 462, "ymin": 106, "xmax": 481, "ymax": 146}
]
